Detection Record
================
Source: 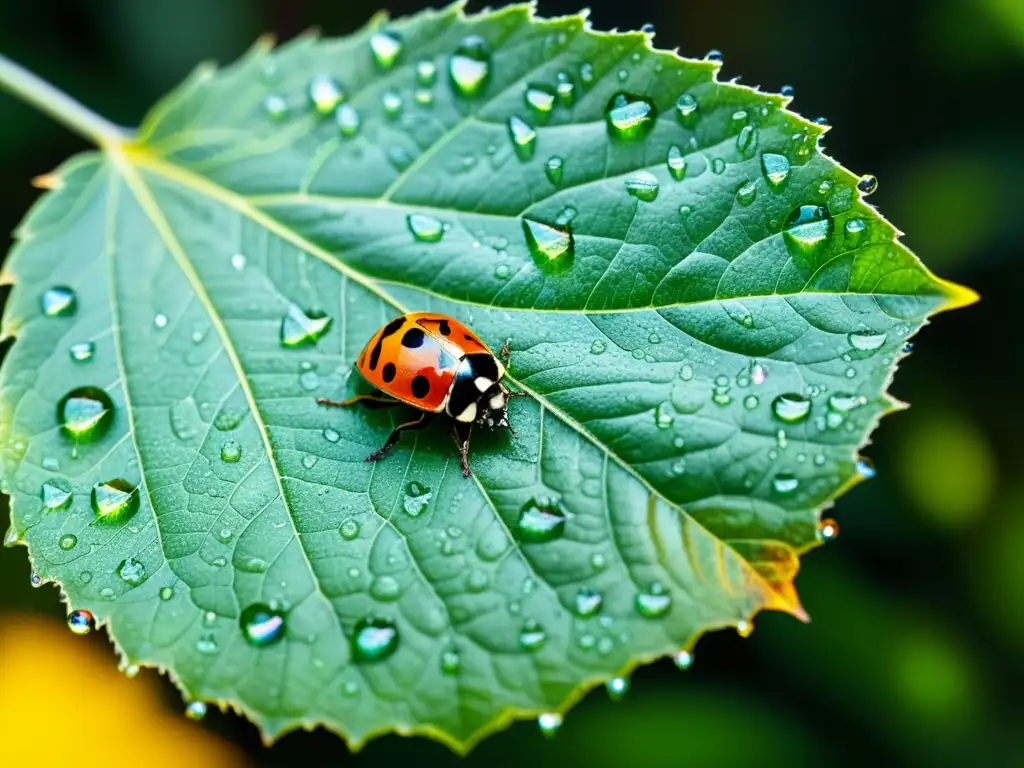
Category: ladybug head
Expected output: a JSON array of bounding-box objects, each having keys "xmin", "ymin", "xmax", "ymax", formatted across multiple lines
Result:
[{"xmin": 477, "ymin": 384, "xmax": 510, "ymax": 430}]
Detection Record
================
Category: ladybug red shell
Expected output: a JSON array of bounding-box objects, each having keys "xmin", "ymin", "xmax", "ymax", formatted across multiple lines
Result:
[{"xmin": 317, "ymin": 312, "xmax": 523, "ymax": 476}]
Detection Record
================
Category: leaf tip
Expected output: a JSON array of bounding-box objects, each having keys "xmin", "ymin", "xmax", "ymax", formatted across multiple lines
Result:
[
  {"xmin": 936, "ymin": 279, "xmax": 980, "ymax": 313},
  {"xmin": 31, "ymin": 173, "xmax": 63, "ymax": 190}
]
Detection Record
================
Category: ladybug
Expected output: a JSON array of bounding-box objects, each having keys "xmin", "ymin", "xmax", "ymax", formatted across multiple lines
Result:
[{"xmin": 317, "ymin": 313, "xmax": 525, "ymax": 477}]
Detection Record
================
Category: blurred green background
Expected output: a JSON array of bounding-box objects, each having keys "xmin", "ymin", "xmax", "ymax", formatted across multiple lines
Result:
[{"xmin": 0, "ymin": 0, "xmax": 1020, "ymax": 765}]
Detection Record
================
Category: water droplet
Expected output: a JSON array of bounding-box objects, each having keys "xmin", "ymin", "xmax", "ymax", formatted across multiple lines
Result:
[
  {"xmin": 414, "ymin": 88, "xmax": 434, "ymax": 106},
  {"xmin": 263, "ymin": 94, "xmax": 289, "ymax": 120},
  {"xmin": 655, "ymin": 402, "xmax": 675, "ymax": 429},
  {"xmin": 674, "ymin": 650, "xmax": 694, "ymax": 670},
  {"xmin": 157, "ymin": 586, "xmax": 174, "ymax": 601},
  {"xmin": 736, "ymin": 124, "xmax": 757, "ymax": 155},
  {"xmin": 371, "ymin": 576, "xmax": 401, "ymax": 602},
  {"xmin": 704, "ymin": 49, "xmax": 723, "ymax": 62},
  {"xmin": 219, "ymin": 439, "xmax": 242, "ymax": 464},
  {"xmin": 711, "ymin": 157, "xmax": 727, "ymax": 175},
  {"xmin": 674, "ymin": 93, "xmax": 700, "ymax": 129},
  {"xmin": 818, "ymin": 518, "xmax": 839, "ymax": 542},
  {"xmin": 545, "ymin": 156, "xmax": 564, "ymax": 185},
  {"xmin": 380, "ymin": 90, "xmax": 403, "ymax": 120},
  {"xmin": 517, "ymin": 496, "xmax": 567, "ymax": 542},
  {"xmin": 58, "ymin": 386, "xmax": 114, "ymax": 441},
  {"xmin": 848, "ymin": 331, "xmax": 886, "ymax": 352},
  {"xmin": 389, "ymin": 146, "xmax": 414, "ymax": 170},
  {"xmin": 407, "ymin": 213, "xmax": 444, "ymax": 243},
  {"xmin": 524, "ymin": 84, "xmax": 556, "ymax": 119},
  {"xmin": 41, "ymin": 286, "xmax": 76, "ymax": 317},
  {"xmin": 828, "ymin": 393, "xmax": 865, "ymax": 413},
  {"xmin": 736, "ymin": 180, "xmax": 757, "ymax": 206},
  {"xmin": 555, "ymin": 71, "xmax": 575, "ymax": 105},
  {"xmin": 772, "ymin": 473, "xmax": 800, "ymax": 494},
  {"xmin": 507, "ymin": 116, "xmax": 537, "ymax": 161},
  {"xmin": 522, "ymin": 219, "xmax": 573, "ymax": 268},
  {"xmin": 117, "ymin": 557, "xmax": 146, "ymax": 586},
  {"xmin": 30, "ymin": 572, "xmax": 42, "ymax": 588},
  {"xmin": 416, "ymin": 59, "xmax": 437, "ymax": 85},
  {"xmin": 352, "ymin": 617, "xmax": 399, "ymax": 662},
  {"xmin": 240, "ymin": 603, "xmax": 286, "ymax": 647},
  {"xmin": 494, "ymin": 264, "xmax": 511, "ymax": 280},
  {"xmin": 743, "ymin": 394, "xmax": 760, "ymax": 411},
  {"xmin": 737, "ymin": 620, "xmax": 754, "ymax": 638},
  {"xmin": 538, "ymin": 712, "xmax": 562, "ymax": 737},
  {"xmin": 153, "ymin": 313, "xmax": 168, "ymax": 329},
  {"xmin": 67, "ymin": 609, "xmax": 94, "ymax": 635},
  {"xmin": 342, "ymin": 680, "xmax": 360, "ymax": 697},
  {"xmin": 579, "ymin": 62, "xmax": 595, "ymax": 86},
  {"xmin": 660, "ymin": 146, "xmax": 687, "ymax": 182},
  {"xmin": 780, "ymin": 84, "xmax": 795, "ymax": 98},
  {"xmin": 783, "ymin": 204, "xmax": 833, "ymax": 260},
  {"xmin": 574, "ymin": 587, "xmax": 602, "ymax": 617},
  {"xmin": 606, "ymin": 676, "xmax": 630, "ymax": 700},
  {"xmin": 403, "ymin": 481, "xmax": 432, "ymax": 516},
  {"xmin": 66, "ymin": 340, "xmax": 95, "ymax": 364},
  {"xmin": 439, "ymin": 645, "xmax": 461, "ymax": 674},
  {"xmin": 58, "ymin": 533, "xmax": 78, "ymax": 551},
  {"xmin": 370, "ymin": 30, "xmax": 402, "ymax": 70},
  {"xmin": 91, "ymin": 479, "xmax": 140, "ymax": 524},
  {"xmin": 40, "ymin": 479, "xmax": 72, "ymax": 511},
  {"xmin": 229, "ymin": 252, "xmax": 247, "ymax": 272},
  {"xmin": 772, "ymin": 393, "xmax": 811, "ymax": 423},
  {"xmin": 280, "ymin": 303, "xmax": 332, "ymax": 347},
  {"xmin": 760, "ymin": 153, "xmax": 790, "ymax": 190},
  {"xmin": 308, "ymin": 74, "xmax": 344, "ymax": 115},
  {"xmin": 185, "ymin": 701, "xmax": 207, "ymax": 721},
  {"xmin": 857, "ymin": 174, "xmax": 878, "ymax": 195},
  {"xmin": 590, "ymin": 339, "xmax": 606, "ymax": 355},
  {"xmin": 335, "ymin": 103, "xmax": 360, "ymax": 136},
  {"xmin": 635, "ymin": 582, "xmax": 672, "ymax": 618},
  {"xmin": 625, "ymin": 170, "xmax": 660, "ymax": 202},
  {"xmin": 605, "ymin": 92, "xmax": 657, "ymax": 140},
  {"xmin": 518, "ymin": 619, "xmax": 547, "ymax": 651},
  {"xmin": 855, "ymin": 457, "xmax": 876, "ymax": 479},
  {"xmin": 196, "ymin": 634, "xmax": 219, "ymax": 654},
  {"xmin": 449, "ymin": 36, "xmax": 491, "ymax": 97},
  {"xmin": 590, "ymin": 552, "xmax": 607, "ymax": 572},
  {"xmin": 339, "ymin": 518, "xmax": 360, "ymax": 540},
  {"xmin": 323, "ymin": 428, "xmax": 340, "ymax": 443}
]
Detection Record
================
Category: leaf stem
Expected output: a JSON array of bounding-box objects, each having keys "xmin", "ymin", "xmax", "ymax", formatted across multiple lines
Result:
[{"xmin": 0, "ymin": 53, "xmax": 133, "ymax": 148}]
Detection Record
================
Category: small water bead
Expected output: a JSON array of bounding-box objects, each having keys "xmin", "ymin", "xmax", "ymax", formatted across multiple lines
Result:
[
  {"xmin": 159, "ymin": 586, "xmax": 174, "ymax": 601},
  {"xmin": 772, "ymin": 473, "xmax": 800, "ymax": 494},
  {"xmin": 518, "ymin": 496, "xmax": 567, "ymax": 542},
  {"xmin": 30, "ymin": 572, "xmax": 42, "ymax": 588},
  {"xmin": 494, "ymin": 264, "xmax": 512, "ymax": 280},
  {"xmin": 742, "ymin": 395, "xmax": 759, "ymax": 411},
  {"xmin": 414, "ymin": 88, "xmax": 433, "ymax": 106},
  {"xmin": 263, "ymin": 94, "xmax": 289, "ymax": 120},
  {"xmin": 736, "ymin": 180, "xmax": 757, "ymax": 206},
  {"xmin": 440, "ymin": 646, "xmax": 461, "ymax": 675},
  {"xmin": 605, "ymin": 92, "xmax": 657, "ymax": 141},
  {"xmin": 772, "ymin": 393, "xmax": 811, "ymax": 423},
  {"xmin": 91, "ymin": 479, "xmax": 140, "ymax": 524},
  {"xmin": 403, "ymin": 481, "xmax": 432, "ymax": 516},
  {"xmin": 813, "ymin": 453, "xmax": 826, "ymax": 467},
  {"xmin": 388, "ymin": 146, "xmax": 414, "ymax": 170},
  {"xmin": 78, "ymin": 571, "xmax": 92, "ymax": 584},
  {"xmin": 635, "ymin": 582, "xmax": 672, "ymax": 618},
  {"xmin": 217, "ymin": 528, "xmax": 232, "ymax": 544},
  {"xmin": 196, "ymin": 634, "xmax": 219, "ymax": 654},
  {"xmin": 68, "ymin": 609, "xmax": 95, "ymax": 635},
  {"xmin": 352, "ymin": 617, "xmax": 400, "ymax": 662},
  {"xmin": 59, "ymin": 534, "xmax": 78, "ymax": 551},
  {"xmin": 783, "ymin": 204, "xmax": 834, "ymax": 259},
  {"xmin": 654, "ymin": 402, "xmax": 675, "ymax": 430},
  {"xmin": 67, "ymin": 340, "xmax": 96, "ymax": 364},
  {"xmin": 737, "ymin": 620, "xmax": 754, "ymax": 638},
  {"xmin": 606, "ymin": 676, "xmax": 630, "ymax": 700},
  {"xmin": 185, "ymin": 701, "xmax": 208, "ymax": 721},
  {"xmin": 555, "ymin": 71, "xmax": 575, "ymax": 105},
  {"xmin": 308, "ymin": 74, "xmax": 345, "ymax": 115},
  {"xmin": 230, "ymin": 253, "xmax": 247, "ymax": 272},
  {"xmin": 507, "ymin": 116, "xmax": 537, "ymax": 161},
  {"xmin": 335, "ymin": 103, "xmax": 361, "ymax": 137},
  {"xmin": 857, "ymin": 174, "xmax": 878, "ymax": 195},
  {"xmin": 625, "ymin": 171, "xmax": 660, "ymax": 202},
  {"xmin": 213, "ymin": 437, "xmax": 242, "ymax": 465},
  {"xmin": 828, "ymin": 393, "xmax": 866, "ymax": 413},
  {"xmin": 518, "ymin": 619, "xmax": 547, "ymax": 651},
  {"xmin": 855, "ymin": 457, "xmax": 876, "ymax": 479},
  {"xmin": 522, "ymin": 219, "xmax": 573, "ymax": 268},
  {"xmin": 616, "ymin": 69, "xmax": 629, "ymax": 82},
  {"xmin": 369, "ymin": 30, "xmax": 402, "ymax": 69},
  {"xmin": 524, "ymin": 84, "xmax": 556, "ymax": 119},
  {"xmin": 240, "ymin": 604, "xmax": 286, "ymax": 647},
  {"xmin": 673, "ymin": 94, "xmax": 700, "ymax": 129},
  {"xmin": 280, "ymin": 304, "xmax": 332, "ymax": 348},
  {"xmin": 674, "ymin": 650, "xmax": 694, "ymax": 670},
  {"xmin": 736, "ymin": 124, "xmax": 757, "ymax": 155},
  {"xmin": 538, "ymin": 712, "xmax": 562, "ymax": 738},
  {"xmin": 416, "ymin": 59, "xmax": 437, "ymax": 86},
  {"xmin": 381, "ymin": 91, "xmax": 403, "ymax": 120},
  {"xmin": 371, "ymin": 576, "xmax": 402, "ymax": 602},
  {"xmin": 711, "ymin": 157, "xmax": 726, "ymax": 175},
  {"xmin": 41, "ymin": 286, "xmax": 76, "ymax": 317},
  {"xmin": 41, "ymin": 480, "xmax": 72, "ymax": 511},
  {"xmin": 662, "ymin": 145, "xmax": 687, "ymax": 180},
  {"xmin": 848, "ymin": 331, "xmax": 886, "ymax": 352},
  {"xmin": 542, "ymin": 156, "xmax": 565, "ymax": 186},
  {"xmin": 579, "ymin": 62, "xmax": 595, "ymax": 86},
  {"xmin": 117, "ymin": 557, "xmax": 146, "ymax": 587},
  {"xmin": 301, "ymin": 455, "xmax": 318, "ymax": 470},
  {"xmin": 574, "ymin": 587, "xmax": 603, "ymax": 617},
  {"xmin": 339, "ymin": 518, "xmax": 360, "ymax": 540},
  {"xmin": 845, "ymin": 367, "xmax": 857, "ymax": 379},
  {"xmin": 818, "ymin": 518, "xmax": 840, "ymax": 542},
  {"xmin": 407, "ymin": 213, "xmax": 444, "ymax": 243},
  {"xmin": 449, "ymin": 35, "xmax": 491, "ymax": 97},
  {"xmin": 58, "ymin": 386, "xmax": 115, "ymax": 441}
]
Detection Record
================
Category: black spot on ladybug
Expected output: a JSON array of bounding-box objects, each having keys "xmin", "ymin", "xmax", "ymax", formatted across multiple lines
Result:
[
  {"xmin": 411, "ymin": 375, "xmax": 430, "ymax": 399},
  {"xmin": 402, "ymin": 328, "xmax": 425, "ymax": 348},
  {"xmin": 382, "ymin": 362, "xmax": 397, "ymax": 383},
  {"xmin": 438, "ymin": 320, "xmax": 451, "ymax": 336},
  {"xmin": 464, "ymin": 334, "xmax": 474, "ymax": 342},
  {"xmin": 369, "ymin": 316, "xmax": 406, "ymax": 370}
]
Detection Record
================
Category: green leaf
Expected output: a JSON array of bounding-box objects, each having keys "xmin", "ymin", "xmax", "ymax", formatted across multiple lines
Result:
[{"xmin": 0, "ymin": 1, "xmax": 975, "ymax": 752}]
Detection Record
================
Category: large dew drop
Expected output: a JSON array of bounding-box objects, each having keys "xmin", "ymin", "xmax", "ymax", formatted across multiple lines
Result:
[
  {"xmin": 369, "ymin": 31, "xmax": 403, "ymax": 70},
  {"xmin": 507, "ymin": 116, "xmax": 537, "ymax": 161},
  {"xmin": 771, "ymin": 393, "xmax": 811, "ymax": 423},
  {"xmin": 308, "ymin": 74, "xmax": 345, "ymax": 115},
  {"xmin": 67, "ymin": 609, "xmax": 95, "ymax": 636},
  {"xmin": 448, "ymin": 36, "xmax": 491, "ymax": 98},
  {"xmin": 41, "ymin": 480, "xmax": 72, "ymax": 511},
  {"xmin": 352, "ymin": 617, "xmax": 400, "ymax": 662},
  {"xmin": 91, "ymin": 479, "xmax": 140, "ymax": 524},
  {"xmin": 41, "ymin": 286, "xmax": 77, "ymax": 317},
  {"xmin": 240, "ymin": 603, "xmax": 286, "ymax": 647},
  {"xmin": 517, "ymin": 496, "xmax": 568, "ymax": 542},
  {"xmin": 280, "ymin": 303, "xmax": 332, "ymax": 348},
  {"xmin": 625, "ymin": 170, "xmax": 660, "ymax": 202},
  {"xmin": 605, "ymin": 92, "xmax": 657, "ymax": 141},
  {"xmin": 783, "ymin": 204, "xmax": 834, "ymax": 261},
  {"xmin": 407, "ymin": 214, "xmax": 444, "ymax": 243},
  {"xmin": 635, "ymin": 581, "xmax": 672, "ymax": 618},
  {"xmin": 58, "ymin": 386, "xmax": 114, "ymax": 441},
  {"xmin": 574, "ymin": 587, "xmax": 603, "ymax": 617},
  {"xmin": 522, "ymin": 219, "xmax": 573, "ymax": 269},
  {"xmin": 760, "ymin": 153, "xmax": 790, "ymax": 190}
]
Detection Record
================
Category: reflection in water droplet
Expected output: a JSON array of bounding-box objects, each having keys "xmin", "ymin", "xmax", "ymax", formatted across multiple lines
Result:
[
  {"xmin": 517, "ymin": 496, "xmax": 567, "ymax": 542},
  {"xmin": 760, "ymin": 153, "xmax": 790, "ymax": 190},
  {"xmin": 407, "ymin": 213, "xmax": 444, "ymax": 243},
  {"xmin": 635, "ymin": 582, "xmax": 672, "ymax": 618},
  {"xmin": 783, "ymin": 205, "xmax": 833, "ymax": 260},
  {"xmin": 674, "ymin": 649, "xmax": 694, "ymax": 670},
  {"xmin": 68, "ymin": 610, "xmax": 95, "ymax": 635},
  {"xmin": 159, "ymin": 586, "xmax": 174, "ymax": 600},
  {"xmin": 574, "ymin": 587, "xmax": 603, "ymax": 617},
  {"xmin": 280, "ymin": 303, "xmax": 332, "ymax": 347},
  {"xmin": 30, "ymin": 572, "xmax": 42, "ymax": 588},
  {"xmin": 518, "ymin": 619, "xmax": 547, "ymax": 651},
  {"xmin": 522, "ymin": 219, "xmax": 573, "ymax": 269},
  {"xmin": 772, "ymin": 473, "xmax": 800, "ymax": 494},
  {"xmin": 772, "ymin": 394, "xmax": 811, "ymax": 423},
  {"xmin": 185, "ymin": 701, "xmax": 207, "ymax": 721},
  {"xmin": 855, "ymin": 457, "xmax": 876, "ymax": 479},
  {"xmin": 117, "ymin": 557, "xmax": 146, "ymax": 586},
  {"xmin": 449, "ymin": 36, "xmax": 491, "ymax": 97},
  {"xmin": 41, "ymin": 286, "xmax": 77, "ymax": 317},
  {"xmin": 240, "ymin": 604, "xmax": 286, "ymax": 647},
  {"xmin": 403, "ymin": 481, "xmax": 432, "ymax": 516},
  {"xmin": 705, "ymin": 49, "xmax": 723, "ymax": 62},
  {"xmin": 625, "ymin": 171, "xmax": 660, "ymax": 202},
  {"xmin": 538, "ymin": 712, "xmax": 562, "ymax": 737},
  {"xmin": 370, "ymin": 31, "xmax": 403, "ymax": 70},
  {"xmin": 353, "ymin": 617, "xmax": 400, "ymax": 662},
  {"xmin": 336, "ymin": 103, "xmax": 360, "ymax": 137},
  {"xmin": 606, "ymin": 676, "xmax": 630, "ymax": 700},
  {"xmin": 91, "ymin": 479, "xmax": 140, "ymax": 524},
  {"xmin": 508, "ymin": 116, "xmax": 537, "ymax": 161},
  {"xmin": 818, "ymin": 518, "xmax": 840, "ymax": 542},
  {"xmin": 58, "ymin": 386, "xmax": 115, "ymax": 441},
  {"xmin": 605, "ymin": 93, "xmax": 657, "ymax": 140},
  {"xmin": 440, "ymin": 645, "xmax": 461, "ymax": 674}
]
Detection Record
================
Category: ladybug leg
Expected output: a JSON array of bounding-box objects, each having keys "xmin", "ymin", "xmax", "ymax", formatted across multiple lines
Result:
[
  {"xmin": 317, "ymin": 391, "xmax": 398, "ymax": 410},
  {"xmin": 499, "ymin": 338, "xmax": 512, "ymax": 365},
  {"xmin": 366, "ymin": 412, "xmax": 432, "ymax": 463},
  {"xmin": 453, "ymin": 420, "xmax": 473, "ymax": 477}
]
